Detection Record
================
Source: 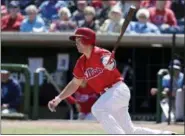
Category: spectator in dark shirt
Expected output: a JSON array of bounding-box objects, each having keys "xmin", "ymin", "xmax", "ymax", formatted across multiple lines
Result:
[
  {"xmin": 80, "ymin": 6, "xmax": 100, "ymax": 31},
  {"xmin": 171, "ymin": 0, "xmax": 185, "ymax": 20},
  {"xmin": 72, "ymin": 0, "xmax": 87, "ymax": 27},
  {"xmin": 49, "ymin": 7, "xmax": 77, "ymax": 32},
  {"xmin": 98, "ymin": 0, "xmax": 117, "ymax": 26},
  {"xmin": 1, "ymin": 1, "xmax": 24, "ymax": 31},
  {"xmin": 1, "ymin": 70, "xmax": 22, "ymax": 114},
  {"xmin": 38, "ymin": 0, "xmax": 67, "ymax": 23}
]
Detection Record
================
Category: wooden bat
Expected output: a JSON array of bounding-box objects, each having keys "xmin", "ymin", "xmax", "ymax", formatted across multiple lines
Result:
[{"xmin": 107, "ymin": 6, "xmax": 136, "ymax": 64}]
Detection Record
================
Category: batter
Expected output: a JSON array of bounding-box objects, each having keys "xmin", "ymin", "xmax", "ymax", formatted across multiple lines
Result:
[{"xmin": 48, "ymin": 27, "xmax": 176, "ymax": 134}]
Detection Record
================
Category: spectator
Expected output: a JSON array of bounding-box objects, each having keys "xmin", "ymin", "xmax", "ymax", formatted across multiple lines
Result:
[
  {"xmin": 67, "ymin": 0, "xmax": 77, "ymax": 14},
  {"xmin": 151, "ymin": 59, "xmax": 184, "ymax": 122},
  {"xmin": 140, "ymin": 0, "xmax": 171, "ymax": 9},
  {"xmin": 80, "ymin": 6, "xmax": 100, "ymax": 31},
  {"xmin": 171, "ymin": 0, "xmax": 185, "ymax": 20},
  {"xmin": 97, "ymin": 0, "xmax": 117, "ymax": 26},
  {"xmin": 1, "ymin": 5, "xmax": 8, "ymax": 17},
  {"xmin": 98, "ymin": 6, "xmax": 124, "ymax": 34},
  {"xmin": 19, "ymin": 0, "xmax": 34, "ymax": 15},
  {"xmin": 38, "ymin": 0, "xmax": 67, "ymax": 23},
  {"xmin": 49, "ymin": 7, "xmax": 77, "ymax": 32},
  {"xmin": 126, "ymin": 8, "xmax": 160, "ymax": 34},
  {"xmin": 148, "ymin": 0, "xmax": 177, "ymax": 28},
  {"xmin": 1, "ymin": 1, "xmax": 24, "ymax": 31},
  {"xmin": 20, "ymin": 5, "xmax": 46, "ymax": 32},
  {"xmin": 114, "ymin": 0, "xmax": 135, "ymax": 17},
  {"xmin": 90, "ymin": 0, "xmax": 103, "ymax": 19},
  {"xmin": 1, "ymin": 70, "xmax": 22, "ymax": 114},
  {"xmin": 72, "ymin": 0, "xmax": 87, "ymax": 27},
  {"xmin": 66, "ymin": 81, "xmax": 99, "ymax": 120}
]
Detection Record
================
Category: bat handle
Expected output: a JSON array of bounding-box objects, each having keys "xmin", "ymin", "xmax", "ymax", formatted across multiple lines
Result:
[{"xmin": 106, "ymin": 51, "xmax": 115, "ymax": 65}]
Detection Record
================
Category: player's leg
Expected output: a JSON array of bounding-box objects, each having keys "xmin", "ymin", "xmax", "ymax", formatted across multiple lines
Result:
[
  {"xmin": 109, "ymin": 83, "xmax": 175, "ymax": 134},
  {"xmin": 175, "ymin": 88, "xmax": 184, "ymax": 121},
  {"xmin": 78, "ymin": 112, "xmax": 86, "ymax": 120},
  {"xmin": 112, "ymin": 106, "xmax": 174, "ymax": 134},
  {"xmin": 84, "ymin": 113, "xmax": 96, "ymax": 121},
  {"xmin": 91, "ymin": 81, "xmax": 130, "ymax": 134}
]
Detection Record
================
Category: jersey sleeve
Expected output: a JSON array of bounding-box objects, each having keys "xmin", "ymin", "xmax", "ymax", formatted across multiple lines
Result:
[
  {"xmin": 66, "ymin": 96, "xmax": 77, "ymax": 104},
  {"xmin": 73, "ymin": 58, "xmax": 85, "ymax": 79},
  {"xmin": 162, "ymin": 75, "xmax": 170, "ymax": 88}
]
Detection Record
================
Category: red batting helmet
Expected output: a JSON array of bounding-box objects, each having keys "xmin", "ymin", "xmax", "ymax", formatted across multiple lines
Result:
[{"xmin": 69, "ymin": 27, "xmax": 96, "ymax": 46}]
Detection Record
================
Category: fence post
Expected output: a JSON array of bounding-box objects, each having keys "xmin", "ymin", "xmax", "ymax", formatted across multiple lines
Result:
[
  {"xmin": 32, "ymin": 72, "xmax": 39, "ymax": 120},
  {"xmin": 156, "ymin": 69, "xmax": 169, "ymax": 123},
  {"xmin": 1, "ymin": 64, "xmax": 31, "ymax": 118}
]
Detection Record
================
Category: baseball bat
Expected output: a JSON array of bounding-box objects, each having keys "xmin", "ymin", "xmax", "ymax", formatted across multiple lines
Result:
[{"xmin": 107, "ymin": 6, "xmax": 136, "ymax": 64}]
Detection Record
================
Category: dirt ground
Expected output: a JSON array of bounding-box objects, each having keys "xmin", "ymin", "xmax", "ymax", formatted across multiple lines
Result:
[{"xmin": 1, "ymin": 119, "xmax": 184, "ymax": 134}]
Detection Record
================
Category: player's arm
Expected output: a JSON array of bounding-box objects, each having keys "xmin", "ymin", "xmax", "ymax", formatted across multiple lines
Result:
[{"xmin": 48, "ymin": 77, "xmax": 83, "ymax": 112}]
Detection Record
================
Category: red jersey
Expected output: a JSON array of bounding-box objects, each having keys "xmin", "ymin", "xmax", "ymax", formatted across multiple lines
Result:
[
  {"xmin": 148, "ymin": 7, "xmax": 177, "ymax": 26},
  {"xmin": 66, "ymin": 84, "xmax": 98, "ymax": 114},
  {"xmin": 1, "ymin": 13, "xmax": 24, "ymax": 31},
  {"xmin": 73, "ymin": 46, "xmax": 123, "ymax": 93}
]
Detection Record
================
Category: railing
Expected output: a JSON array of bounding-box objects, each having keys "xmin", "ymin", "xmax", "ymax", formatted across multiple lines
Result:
[
  {"xmin": 32, "ymin": 67, "xmax": 74, "ymax": 120},
  {"xmin": 156, "ymin": 69, "xmax": 169, "ymax": 123},
  {"xmin": 1, "ymin": 32, "xmax": 184, "ymax": 47}
]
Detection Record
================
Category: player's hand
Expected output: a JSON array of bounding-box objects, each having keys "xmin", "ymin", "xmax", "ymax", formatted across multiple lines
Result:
[
  {"xmin": 48, "ymin": 96, "xmax": 61, "ymax": 112},
  {"xmin": 150, "ymin": 88, "xmax": 158, "ymax": 96},
  {"xmin": 101, "ymin": 53, "xmax": 116, "ymax": 71}
]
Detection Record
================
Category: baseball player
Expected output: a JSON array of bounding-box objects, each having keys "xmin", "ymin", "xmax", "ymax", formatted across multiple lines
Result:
[
  {"xmin": 48, "ymin": 27, "xmax": 175, "ymax": 134},
  {"xmin": 66, "ymin": 80, "xmax": 98, "ymax": 120}
]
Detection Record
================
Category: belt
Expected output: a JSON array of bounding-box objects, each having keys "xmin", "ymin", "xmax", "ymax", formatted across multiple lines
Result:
[{"xmin": 100, "ymin": 81, "xmax": 123, "ymax": 95}]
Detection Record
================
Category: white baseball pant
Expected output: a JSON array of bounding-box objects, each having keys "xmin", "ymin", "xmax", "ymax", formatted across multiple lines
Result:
[
  {"xmin": 175, "ymin": 88, "xmax": 184, "ymax": 120},
  {"xmin": 78, "ymin": 112, "xmax": 96, "ymax": 120},
  {"xmin": 92, "ymin": 81, "xmax": 173, "ymax": 134}
]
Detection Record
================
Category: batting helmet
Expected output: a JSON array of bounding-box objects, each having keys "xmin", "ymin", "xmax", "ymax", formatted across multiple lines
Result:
[{"xmin": 69, "ymin": 27, "xmax": 96, "ymax": 46}]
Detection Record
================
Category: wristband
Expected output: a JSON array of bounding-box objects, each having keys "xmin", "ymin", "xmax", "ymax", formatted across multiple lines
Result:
[{"xmin": 54, "ymin": 96, "xmax": 62, "ymax": 104}]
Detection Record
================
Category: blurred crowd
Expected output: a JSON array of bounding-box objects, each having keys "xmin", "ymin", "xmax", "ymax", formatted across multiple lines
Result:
[{"xmin": 1, "ymin": 0, "xmax": 185, "ymax": 34}]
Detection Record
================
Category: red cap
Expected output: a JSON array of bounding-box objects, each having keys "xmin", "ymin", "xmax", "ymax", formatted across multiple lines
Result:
[{"xmin": 69, "ymin": 27, "xmax": 96, "ymax": 45}]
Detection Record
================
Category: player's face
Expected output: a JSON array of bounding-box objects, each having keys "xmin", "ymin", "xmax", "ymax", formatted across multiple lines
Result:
[{"xmin": 75, "ymin": 37, "xmax": 86, "ymax": 53}]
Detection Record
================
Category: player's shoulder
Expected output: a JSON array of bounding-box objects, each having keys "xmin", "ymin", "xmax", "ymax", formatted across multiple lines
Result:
[{"xmin": 94, "ymin": 46, "xmax": 110, "ymax": 55}]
